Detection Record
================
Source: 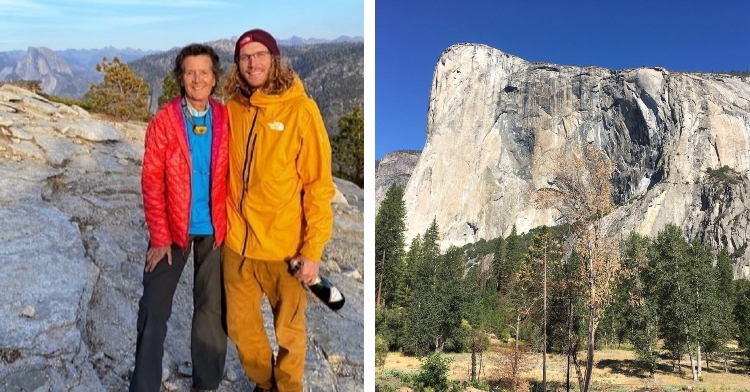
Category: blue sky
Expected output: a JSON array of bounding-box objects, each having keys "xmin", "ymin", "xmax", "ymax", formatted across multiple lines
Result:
[
  {"xmin": 0, "ymin": 0, "xmax": 364, "ymax": 51},
  {"xmin": 375, "ymin": 0, "xmax": 750, "ymax": 160}
]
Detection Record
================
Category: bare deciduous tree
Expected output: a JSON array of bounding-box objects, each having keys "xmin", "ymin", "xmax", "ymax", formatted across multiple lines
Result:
[{"xmin": 533, "ymin": 143, "xmax": 621, "ymax": 392}]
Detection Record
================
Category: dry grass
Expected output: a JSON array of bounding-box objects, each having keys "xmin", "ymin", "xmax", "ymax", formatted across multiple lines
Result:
[{"xmin": 378, "ymin": 345, "xmax": 750, "ymax": 391}]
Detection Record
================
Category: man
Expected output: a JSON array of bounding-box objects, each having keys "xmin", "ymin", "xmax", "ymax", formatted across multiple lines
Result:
[
  {"xmin": 133, "ymin": 43, "xmax": 228, "ymax": 392},
  {"xmin": 221, "ymin": 29, "xmax": 335, "ymax": 392}
]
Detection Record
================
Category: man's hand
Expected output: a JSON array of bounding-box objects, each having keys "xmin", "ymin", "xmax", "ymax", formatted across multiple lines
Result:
[
  {"xmin": 145, "ymin": 245, "xmax": 172, "ymax": 272},
  {"xmin": 292, "ymin": 256, "xmax": 320, "ymax": 286}
]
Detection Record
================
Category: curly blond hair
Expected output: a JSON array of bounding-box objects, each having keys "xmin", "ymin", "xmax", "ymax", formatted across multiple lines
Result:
[{"xmin": 222, "ymin": 56, "xmax": 296, "ymax": 100}]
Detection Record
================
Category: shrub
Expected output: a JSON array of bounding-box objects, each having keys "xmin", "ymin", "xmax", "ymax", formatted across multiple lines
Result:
[
  {"xmin": 706, "ymin": 165, "xmax": 743, "ymax": 186},
  {"xmin": 415, "ymin": 352, "xmax": 452, "ymax": 391},
  {"xmin": 469, "ymin": 380, "xmax": 491, "ymax": 390},
  {"xmin": 375, "ymin": 384, "xmax": 396, "ymax": 392},
  {"xmin": 375, "ymin": 334, "xmax": 389, "ymax": 369}
]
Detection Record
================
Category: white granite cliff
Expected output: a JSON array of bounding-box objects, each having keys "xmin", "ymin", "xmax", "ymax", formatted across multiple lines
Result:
[{"xmin": 403, "ymin": 43, "xmax": 750, "ymax": 278}]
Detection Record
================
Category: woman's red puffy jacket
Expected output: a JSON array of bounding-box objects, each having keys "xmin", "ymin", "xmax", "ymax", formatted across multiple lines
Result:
[{"xmin": 141, "ymin": 96, "xmax": 229, "ymax": 249}]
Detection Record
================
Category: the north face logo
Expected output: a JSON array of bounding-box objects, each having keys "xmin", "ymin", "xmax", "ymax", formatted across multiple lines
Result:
[{"xmin": 268, "ymin": 121, "xmax": 284, "ymax": 131}]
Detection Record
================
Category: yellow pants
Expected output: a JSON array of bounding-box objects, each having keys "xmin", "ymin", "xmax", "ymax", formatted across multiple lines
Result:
[{"xmin": 223, "ymin": 247, "xmax": 307, "ymax": 392}]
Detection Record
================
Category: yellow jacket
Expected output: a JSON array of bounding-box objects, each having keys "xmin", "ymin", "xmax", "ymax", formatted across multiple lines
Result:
[{"xmin": 225, "ymin": 77, "xmax": 334, "ymax": 262}]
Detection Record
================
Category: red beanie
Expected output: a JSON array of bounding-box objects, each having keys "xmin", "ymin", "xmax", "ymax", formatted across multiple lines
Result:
[{"xmin": 234, "ymin": 29, "xmax": 280, "ymax": 62}]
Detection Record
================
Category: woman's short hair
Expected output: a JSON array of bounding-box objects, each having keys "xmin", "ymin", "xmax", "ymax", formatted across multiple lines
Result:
[{"xmin": 173, "ymin": 43, "xmax": 222, "ymax": 96}]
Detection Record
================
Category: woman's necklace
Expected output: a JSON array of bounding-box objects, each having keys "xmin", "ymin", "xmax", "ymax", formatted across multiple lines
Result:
[{"xmin": 182, "ymin": 99, "xmax": 210, "ymax": 135}]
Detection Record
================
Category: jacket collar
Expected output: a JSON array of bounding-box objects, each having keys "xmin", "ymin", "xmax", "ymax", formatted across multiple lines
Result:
[
  {"xmin": 166, "ymin": 96, "xmax": 223, "ymax": 163},
  {"xmin": 233, "ymin": 76, "xmax": 307, "ymax": 108}
]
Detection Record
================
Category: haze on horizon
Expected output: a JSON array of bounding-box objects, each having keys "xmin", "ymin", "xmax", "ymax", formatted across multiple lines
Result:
[{"xmin": 0, "ymin": 0, "xmax": 364, "ymax": 52}]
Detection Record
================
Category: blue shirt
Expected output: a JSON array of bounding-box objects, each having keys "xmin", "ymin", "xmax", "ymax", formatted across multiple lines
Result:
[{"xmin": 183, "ymin": 105, "xmax": 213, "ymax": 235}]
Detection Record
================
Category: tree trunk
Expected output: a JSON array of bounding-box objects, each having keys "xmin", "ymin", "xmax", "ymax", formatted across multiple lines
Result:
[
  {"xmin": 566, "ymin": 339, "xmax": 571, "ymax": 392},
  {"xmin": 583, "ymin": 309, "xmax": 596, "ymax": 392},
  {"xmin": 688, "ymin": 340, "xmax": 697, "ymax": 381},
  {"xmin": 583, "ymin": 244, "xmax": 596, "ymax": 392},
  {"xmin": 479, "ymin": 351, "xmax": 484, "ymax": 381},
  {"xmin": 471, "ymin": 343, "xmax": 476, "ymax": 383},
  {"xmin": 697, "ymin": 343, "xmax": 702, "ymax": 379},
  {"xmin": 566, "ymin": 343, "xmax": 571, "ymax": 392},
  {"xmin": 566, "ymin": 263, "xmax": 573, "ymax": 392},
  {"xmin": 690, "ymin": 354, "xmax": 697, "ymax": 381},
  {"xmin": 514, "ymin": 316, "xmax": 520, "ymax": 392},
  {"xmin": 377, "ymin": 250, "xmax": 385, "ymax": 307},
  {"xmin": 543, "ymin": 244, "xmax": 547, "ymax": 392},
  {"xmin": 377, "ymin": 274, "xmax": 383, "ymax": 308},
  {"xmin": 647, "ymin": 333, "xmax": 655, "ymax": 378},
  {"xmin": 571, "ymin": 343, "xmax": 585, "ymax": 392}
]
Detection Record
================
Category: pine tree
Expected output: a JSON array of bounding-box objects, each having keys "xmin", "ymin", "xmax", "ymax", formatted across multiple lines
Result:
[
  {"xmin": 157, "ymin": 72, "xmax": 179, "ymax": 108},
  {"xmin": 403, "ymin": 218, "xmax": 441, "ymax": 356},
  {"xmin": 85, "ymin": 56, "xmax": 150, "ymax": 121},
  {"xmin": 433, "ymin": 246, "xmax": 468, "ymax": 352},
  {"xmin": 374, "ymin": 184, "xmax": 406, "ymax": 308},
  {"xmin": 503, "ymin": 248, "xmax": 542, "ymax": 392},
  {"xmin": 648, "ymin": 224, "xmax": 691, "ymax": 376},
  {"xmin": 527, "ymin": 226, "xmax": 561, "ymax": 391},
  {"xmin": 700, "ymin": 247, "xmax": 734, "ymax": 372},
  {"xmin": 396, "ymin": 234, "xmax": 422, "ymax": 308},
  {"xmin": 685, "ymin": 238, "xmax": 717, "ymax": 380},
  {"xmin": 331, "ymin": 106, "xmax": 364, "ymax": 187},
  {"xmin": 504, "ymin": 225, "xmax": 525, "ymax": 279},
  {"xmin": 715, "ymin": 248, "xmax": 735, "ymax": 303},
  {"xmin": 734, "ymin": 279, "xmax": 750, "ymax": 364},
  {"xmin": 375, "ymin": 306, "xmax": 405, "ymax": 351},
  {"xmin": 619, "ymin": 232, "xmax": 659, "ymax": 376},
  {"xmin": 495, "ymin": 225, "xmax": 523, "ymax": 295},
  {"xmin": 491, "ymin": 235, "xmax": 506, "ymax": 290}
]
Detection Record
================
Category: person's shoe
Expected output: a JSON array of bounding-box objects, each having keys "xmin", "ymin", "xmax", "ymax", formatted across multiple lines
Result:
[{"xmin": 252, "ymin": 385, "xmax": 272, "ymax": 392}]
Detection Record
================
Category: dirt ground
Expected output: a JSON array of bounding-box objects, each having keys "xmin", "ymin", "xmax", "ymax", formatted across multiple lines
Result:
[{"xmin": 379, "ymin": 346, "xmax": 750, "ymax": 391}]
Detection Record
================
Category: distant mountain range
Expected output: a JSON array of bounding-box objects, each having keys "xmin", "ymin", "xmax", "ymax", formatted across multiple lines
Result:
[
  {"xmin": 129, "ymin": 38, "xmax": 363, "ymax": 136},
  {"xmin": 278, "ymin": 35, "xmax": 364, "ymax": 46},
  {"xmin": 0, "ymin": 47, "xmax": 160, "ymax": 97},
  {"xmin": 0, "ymin": 36, "xmax": 363, "ymax": 135},
  {"xmin": 0, "ymin": 35, "xmax": 363, "ymax": 99}
]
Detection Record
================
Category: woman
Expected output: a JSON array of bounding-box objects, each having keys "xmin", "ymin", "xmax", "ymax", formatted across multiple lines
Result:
[{"xmin": 130, "ymin": 43, "xmax": 229, "ymax": 392}]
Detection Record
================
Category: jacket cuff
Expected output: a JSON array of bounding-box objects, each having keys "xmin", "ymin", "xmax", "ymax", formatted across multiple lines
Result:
[
  {"xmin": 149, "ymin": 234, "xmax": 172, "ymax": 249},
  {"xmin": 300, "ymin": 243, "xmax": 324, "ymax": 263}
]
